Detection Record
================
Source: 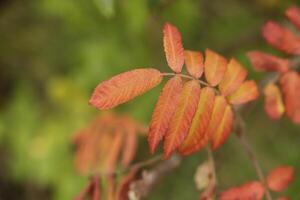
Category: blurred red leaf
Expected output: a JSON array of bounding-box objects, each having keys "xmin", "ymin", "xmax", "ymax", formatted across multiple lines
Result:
[
  {"xmin": 262, "ymin": 21, "xmax": 300, "ymax": 55},
  {"xmin": 247, "ymin": 51, "xmax": 289, "ymax": 73},
  {"xmin": 280, "ymin": 71, "xmax": 300, "ymax": 124},
  {"xmin": 263, "ymin": 83, "xmax": 285, "ymax": 120},
  {"xmin": 286, "ymin": 6, "xmax": 300, "ymax": 31},
  {"xmin": 267, "ymin": 166, "xmax": 295, "ymax": 192},
  {"xmin": 220, "ymin": 181, "xmax": 265, "ymax": 200}
]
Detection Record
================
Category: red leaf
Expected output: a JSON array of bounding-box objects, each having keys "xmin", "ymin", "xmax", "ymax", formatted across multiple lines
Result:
[
  {"xmin": 280, "ymin": 71, "xmax": 300, "ymax": 124},
  {"xmin": 121, "ymin": 122, "xmax": 137, "ymax": 168},
  {"xmin": 247, "ymin": 51, "xmax": 289, "ymax": 73},
  {"xmin": 263, "ymin": 83, "xmax": 285, "ymax": 120},
  {"xmin": 267, "ymin": 166, "xmax": 295, "ymax": 192},
  {"xmin": 116, "ymin": 166, "xmax": 140, "ymax": 200},
  {"xmin": 148, "ymin": 76, "xmax": 183, "ymax": 153},
  {"xmin": 163, "ymin": 23, "xmax": 184, "ymax": 73},
  {"xmin": 220, "ymin": 181, "xmax": 265, "ymax": 200},
  {"xmin": 219, "ymin": 58, "xmax": 247, "ymax": 96},
  {"xmin": 178, "ymin": 87, "xmax": 215, "ymax": 155},
  {"xmin": 286, "ymin": 6, "xmax": 300, "ymax": 31},
  {"xmin": 228, "ymin": 80, "xmax": 259, "ymax": 105},
  {"xmin": 90, "ymin": 68, "xmax": 162, "ymax": 109},
  {"xmin": 262, "ymin": 21, "xmax": 300, "ymax": 55},
  {"xmin": 211, "ymin": 104, "xmax": 233, "ymax": 150},
  {"xmin": 164, "ymin": 80, "xmax": 201, "ymax": 159},
  {"xmin": 184, "ymin": 50, "xmax": 204, "ymax": 79},
  {"xmin": 204, "ymin": 49, "xmax": 227, "ymax": 86}
]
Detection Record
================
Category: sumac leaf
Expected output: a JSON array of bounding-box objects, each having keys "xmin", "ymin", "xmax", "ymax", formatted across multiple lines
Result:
[
  {"xmin": 184, "ymin": 50, "xmax": 204, "ymax": 79},
  {"xmin": 220, "ymin": 181, "xmax": 265, "ymax": 200},
  {"xmin": 263, "ymin": 83, "xmax": 285, "ymax": 120},
  {"xmin": 164, "ymin": 80, "xmax": 201, "ymax": 159},
  {"xmin": 211, "ymin": 104, "xmax": 233, "ymax": 150},
  {"xmin": 148, "ymin": 76, "xmax": 183, "ymax": 153},
  {"xmin": 228, "ymin": 80, "xmax": 259, "ymax": 105},
  {"xmin": 267, "ymin": 166, "xmax": 295, "ymax": 192},
  {"xmin": 121, "ymin": 122, "xmax": 137, "ymax": 168},
  {"xmin": 286, "ymin": 6, "xmax": 300, "ymax": 31},
  {"xmin": 163, "ymin": 23, "xmax": 184, "ymax": 73},
  {"xmin": 262, "ymin": 21, "xmax": 300, "ymax": 55},
  {"xmin": 247, "ymin": 51, "xmax": 289, "ymax": 73},
  {"xmin": 219, "ymin": 58, "xmax": 247, "ymax": 96},
  {"xmin": 116, "ymin": 166, "xmax": 140, "ymax": 200},
  {"xmin": 280, "ymin": 71, "xmax": 300, "ymax": 124},
  {"xmin": 90, "ymin": 68, "xmax": 162, "ymax": 109},
  {"xmin": 204, "ymin": 48, "xmax": 227, "ymax": 86},
  {"xmin": 178, "ymin": 87, "xmax": 215, "ymax": 155}
]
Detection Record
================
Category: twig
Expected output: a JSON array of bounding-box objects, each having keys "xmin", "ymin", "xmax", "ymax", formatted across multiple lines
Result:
[
  {"xmin": 235, "ymin": 115, "xmax": 273, "ymax": 200},
  {"xmin": 206, "ymin": 147, "xmax": 217, "ymax": 187}
]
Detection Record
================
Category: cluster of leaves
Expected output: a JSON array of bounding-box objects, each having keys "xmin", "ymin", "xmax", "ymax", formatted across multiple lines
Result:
[
  {"xmin": 220, "ymin": 166, "xmax": 295, "ymax": 200},
  {"xmin": 73, "ymin": 112, "xmax": 146, "ymax": 200},
  {"xmin": 247, "ymin": 6, "xmax": 300, "ymax": 124},
  {"xmin": 90, "ymin": 23, "xmax": 259, "ymax": 159}
]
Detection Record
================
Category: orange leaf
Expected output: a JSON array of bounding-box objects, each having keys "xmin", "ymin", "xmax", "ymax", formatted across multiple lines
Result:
[
  {"xmin": 148, "ymin": 76, "xmax": 183, "ymax": 153},
  {"xmin": 178, "ymin": 87, "xmax": 215, "ymax": 155},
  {"xmin": 90, "ymin": 68, "xmax": 162, "ymax": 110},
  {"xmin": 267, "ymin": 166, "xmax": 295, "ymax": 192},
  {"xmin": 116, "ymin": 166, "xmax": 140, "ymax": 200},
  {"xmin": 247, "ymin": 51, "xmax": 289, "ymax": 73},
  {"xmin": 263, "ymin": 83, "xmax": 285, "ymax": 120},
  {"xmin": 219, "ymin": 58, "xmax": 247, "ymax": 96},
  {"xmin": 262, "ymin": 21, "xmax": 300, "ymax": 55},
  {"xmin": 228, "ymin": 80, "xmax": 259, "ymax": 105},
  {"xmin": 184, "ymin": 50, "xmax": 204, "ymax": 79},
  {"xmin": 204, "ymin": 48, "xmax": 227, "ymax": 87},
  {"xmin": 286, "ymin": 6, "xmax": 300, "ymax": 31},
  {"xmin": 163, "ymin": 80, "xmax": 201, "ymax": 159},
  {"xmin": 211, "ymin": 104, "xmax": 233, "ymax": 150},
  {"xmin": 163, "ymin": 23, "xmax": 184, "ymax": 73},
  {"xmin": 121, "ymin": 122, "xmax": 137, "ymax": 168},
  {"xmin": 280, "ymin": 71, "xmax": 300, "ymax": 124},
  {"xmin": 220, "ymin": 181, "xmax": 265, "ymax": 200}
]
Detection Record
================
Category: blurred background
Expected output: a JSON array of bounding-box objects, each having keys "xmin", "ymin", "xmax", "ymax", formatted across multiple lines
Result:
[{"xmin": 0, "ymin": 0, "xmax": 299, "ymax": 199}]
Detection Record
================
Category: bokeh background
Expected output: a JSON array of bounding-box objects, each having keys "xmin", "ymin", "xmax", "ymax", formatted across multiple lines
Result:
[{"xmin": 0, "ymin": 0, "xmax": 299, "ymax": 199}]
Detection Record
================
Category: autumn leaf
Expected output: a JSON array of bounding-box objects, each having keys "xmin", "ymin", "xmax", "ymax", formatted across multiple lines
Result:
[
  {"xmin": 211, "ymin": 104, "xmax": 233, "ymax": 150},
  {"xmin": 286, "ymin": 6, "xmax": 300, "ymax": 31},
  {"xmin": 163, "ymin": 23, "xmax": 184, "ymax": 73},
  {"xmin": 184, "ymin": 50, "xmax": 204, "ymax": 79},
  {"xmin": 262, "ymin": 21, "xmax": 300, "ymax": 55},
  {"xmin": 220, "ymin": 181, "xmax": 265, "ymax": 200},
  {"xmin": 178, "ymin": 87, "xmax": 215, "ymax": 155},
  {"xmin": 267, "ymin": 166, "xmax": 295, "ymax": 192},
  {"xmin": 90, "ymin": 68, "xmax": 162, "ymax": 109},
  {"xmin": 164, "ymin": 80, "xmax": 201, "ymax": 159},
  {"xmin": 228, "ymin": 80, "xmax": 259, "ymax": 105},
  {"xmin": 263, "ymin": 83, "xmax": 285, "ymax": 120},
  {"xmin": 116, "ymin": 166, "xmax": 140, "ymax": 200},
  {"xmin": 204, "ymin": 48, "xmax": 227, "ymax": 86},
  {"xmin": 247, "ymin": 51, "xmax": 289, "ymax": 73},
  {"xmin": 219, "ymin": 58, "xmax": 247, "ymax": 96},
  {"xmin": 280, "ymin": 71, "xmax": 300, "ymax": 124},
  {"xmin": 121, "ymin": 121, "xmax": 137, "ymax": 168},
  {"xmin": 148, "ymin": 75, "xmax": 183, "ymax": 153}
]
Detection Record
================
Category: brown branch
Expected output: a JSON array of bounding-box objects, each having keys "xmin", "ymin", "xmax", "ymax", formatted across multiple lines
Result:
[
  {"xmin": 128, "ymin": 154, "xmax": 182, "ymax": 199},
  {"xmin": 235, "ymin": 114, "xmax": 273, "ymax": 200}
]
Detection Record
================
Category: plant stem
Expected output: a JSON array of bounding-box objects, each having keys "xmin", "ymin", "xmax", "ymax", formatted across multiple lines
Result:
[
  {"xmin": 235, "ymin": 116, "xmax": 272, "ymax": 200},
  {"xmin": 206, "ymin": 147, "xmax": 217, "ymax": 186}
]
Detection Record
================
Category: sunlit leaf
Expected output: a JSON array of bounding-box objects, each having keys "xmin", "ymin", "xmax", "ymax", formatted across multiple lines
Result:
[
  {"xmin": 178, "ymin": 87, "xmax": 215, "ymax": 155},
  {"xmin": 262, "ymin": 21, "xmax": 300, "ymax": 55},
  {"xmin": 219, "ymin": 58, "xmax": 247, "ymax": 96},
  {"xmin": 247, "ymin": 51, "xmax": 289, "ymax": 73},
  {"xmin": 164, "ymin": 80, "xmax": 201, "ymax": 159},
  {"xmin": 280, "ymin": 71, "xmax": 300, "ymax": 124},
  {"xmin": 184, "ymin": 50, "xmax": 204, "ymax": 79},
  {"xmin": 148, "ymin": 76, "xmax": 183, "ymax": 153},
  {"xmin": 90, "ymin": 68, "xmax": 162, "ymax": 109},
  {"xmin": 204, "ymin": 49, "xmax": 227, "ymax": 86},
  {"xmin": 163, "ymin": 23, "xmax": 184, "ymax": 73},
  {"xmin": 263, "ymin": 83, "xmax": 285, "ymax": 120},
  {"xmin": 267, "ymin": 166, "xmax": 295, "ymax": 192},
  {"xmin": 228, "ymin": 80, "xmax": 259, "ymax": 105}
]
